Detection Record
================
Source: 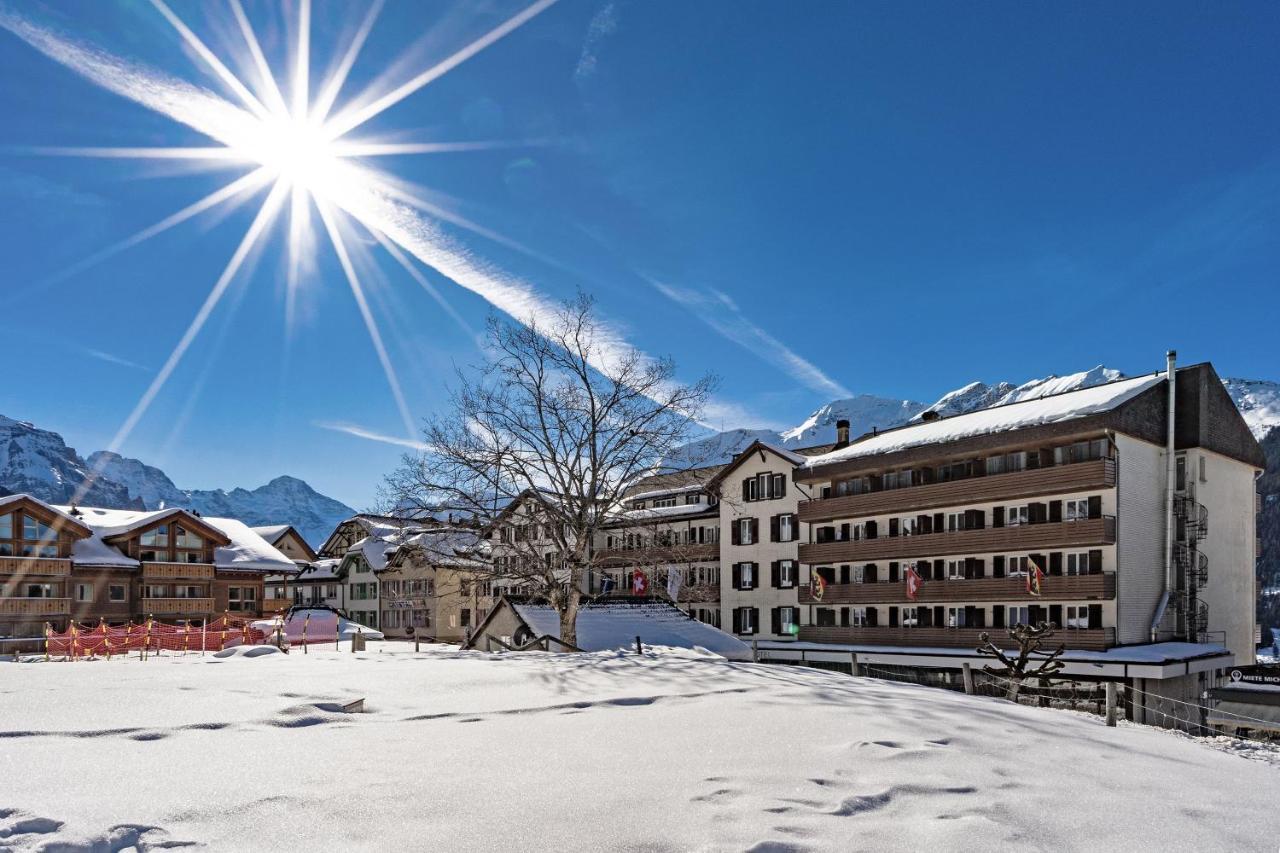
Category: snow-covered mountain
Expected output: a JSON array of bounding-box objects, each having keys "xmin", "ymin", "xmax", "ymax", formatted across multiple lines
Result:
[
  {"xmin": 1222, "ymin": 378, "xmax": 1280, "ymax": 439},
  {"xmin": 0, "ymin": 416, "xmax": 139, "ymax": 509},
  {"xmin": 680, "ymin": 365, "xmax": 1272, "ymax": 466},
  {"xmin": 0, "ymin": 415, "xmax": 355, "ymax": 546}
]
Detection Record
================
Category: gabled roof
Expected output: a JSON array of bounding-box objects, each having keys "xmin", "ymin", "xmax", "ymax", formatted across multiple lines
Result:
[
  {"xmin": 702, "ymin": 440, "xmax": 815, "ymax": 491},
  {"xmin": 386, "ymin": 528, "xmax": 488, "ymax": 570},
  {"xmin": 89, "ymin": 507, "xmax": 232, "ymax": 548},
  {"xmin": 466, "ymin": 595, "xmax": 751, "ymax": 660},
  {"xmin": 0, "ymin": 494, "xmax": 93, "ymax": 539},
  {"xmin": 251, "ymin": 524, "xmax": 319, "ymax": 562}
]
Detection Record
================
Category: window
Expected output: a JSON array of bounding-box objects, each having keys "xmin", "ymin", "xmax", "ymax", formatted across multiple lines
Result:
[
  {"xmin": 1065, "ymin": 552, "xmax": 1091, "ymax": 576},
  {"xmin": 1007, "ymin": 606, "xmax": 1030, "ymax": 626},
  {"xmin": 0, "ymin": 513, "xmax": 10, "ymax": 539},
  {"xmin": 738, "ymin": 518, "xmax": 754, "ymax": 545},
  {"xmin": 1176, "ymin": 456, "xmax": 1187, "ymax": 491},
  {"xmin": 1199, "ymin": 456, "xmax": 1207, "ymax": 483},
  {"xmin": 1064, "ymin": 499, "xmax": 1089, "ymax": 522},
  {"xmin": 850, "ymin": 607, "xmax": 868, "ymax": 627},
  {"xmin": 24, "ymin": 583, "xmax": 53, "ymax": 598},
  {"xmin": 901, "ymin": 607, "xmax": 919, "ymax": 627},
  {"xmin": 142, "ymin": 584, "xmax": 168, "ymax": 599},
  {"xmin": 108, "ymin": 584, "xmax": 127, "ymax": 602},
  {"xmin": 653, "ymin": 496, "xmax": 677, "ymax": 508},
  {"xmin": 778, "ymin": 560, "xmax": 795, "ymax": 588},
  {"xmin": 1006, "ymin": 505, "xmax": 1029, "ymax": 526},
  {"xmin": 1065, "ymin": 605, "xmax": 1089, "ymax": 629},
  {"xmin": 140, "ymin": 524, "xmax": 170, "ymax": 547},
  {"xmin": 778, "ymin": 514, "xmax": 794, "ymax": 542},
  {"xmin": 947, "ymin": 560, "xmax": 964, "ymax": 581},
  {"xmin": 741, "ymin": 562, "xmax": 755, "ymax": 588},
  {"xmin": 1006, "ymin": 556, "xmax": 1028, "ymax": 576},
  {"xmin": 461, "ymin": 608, "xmax": 471, "ymax": 627},
  {"xmin": 779, "ymin": 606, "xmax": 799, "ymax": 634},
  {"xmin": 15, "ymin": 514, "xmax": 59, "ymax": 558},
  {"xmin": 739, "ymin": 608, "xmax": 756, "ymax": 634},
  {"xmin": 946, "ymin": 606, "xmax": 967, "ymax": 628}
]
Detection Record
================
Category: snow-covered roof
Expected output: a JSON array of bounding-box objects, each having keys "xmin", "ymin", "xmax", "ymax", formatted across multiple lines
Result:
[
  {"xmin": 250, "ymin": 524, "xmax": 290, "ymax": 542},
  {"xmin": 624, "ymin": 483, "xmax": 706, "ymax": 503},
  {"xmin": 0, "ymin": 494, "xmax": 91, "ymax": 534},
  {"xmin": 346, "ymin": 535, "xmax": 399, "ymax": 572},
  {"xmin": 509, "ymin": 601, "xmax": 751, "ymax": 660},
  {"xmin": 295, "ymin": 558, "xmax": 341, "ymax": 582},
  {"xmin": 53, "ymin": 505, "xmax": 295, "ymax": 572},
  {"xmin": 803, "ymin": 373, "xmax": 1165, "ymax": 468},
  {"xmin": 393, "ymin": 528, "xmax": 488, "ymax": 568},
  {"xmin": 609, "ymin": 503, "xmax": 716, "ymax": 523}
]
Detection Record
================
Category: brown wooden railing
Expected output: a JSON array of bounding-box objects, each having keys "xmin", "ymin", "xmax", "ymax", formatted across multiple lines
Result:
[
  {"xmin": 261, "ymin": 597, "xmax": 292, "ymax": 613},
  {"xmin": 796, "ymin": 625, "xmax": 1115, "ymax": 651},
  {"xmin": 798, "ymin": 458, "xmax": 1116, "ymax": 522},
  {"xmin": 0, "ymin": 597, "xmax": 72, "ymax": 616},
  {"xmin": 798, "ymin": 572, "xmax": 1114, "ymax": 605},
  {"xmin": 139, "ymin": 598, "xmax": 215, "ymax": 615},
  {"xmin": 0, "ymin": 557, "xmax": 72, "ymax": 577},
  {"xmin": 141, "ymin": 562, "xmax": 216, "ymax": 580},
  {"xmin": 799, "ymin": 517, "xmax": 1116, "ymax": 564}
]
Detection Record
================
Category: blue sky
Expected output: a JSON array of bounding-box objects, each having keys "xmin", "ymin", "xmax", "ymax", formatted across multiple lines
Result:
[{"xmin": 0, "ymin": 1, "xmax": 1276, "ymax": 510}]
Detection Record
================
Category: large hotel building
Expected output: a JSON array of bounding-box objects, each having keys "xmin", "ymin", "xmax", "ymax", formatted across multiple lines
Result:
[{"xmin": 599, "ymin": 358, "xmax": 1264, "ymax": 712}]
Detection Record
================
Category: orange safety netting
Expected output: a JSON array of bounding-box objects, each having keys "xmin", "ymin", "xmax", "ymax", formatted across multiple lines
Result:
[{"xmin": 44, "ymin": 617, "xmax": 268, "ymax": 657}]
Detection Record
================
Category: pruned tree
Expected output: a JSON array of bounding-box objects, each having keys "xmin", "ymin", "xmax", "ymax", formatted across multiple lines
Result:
[
  {"xmin": 381, "ymin": 294, "xmax": 715, "ymax": 647},
  {"xmin": 976, "ymin": 622, "xmax": 1066, "ymax": 700}
]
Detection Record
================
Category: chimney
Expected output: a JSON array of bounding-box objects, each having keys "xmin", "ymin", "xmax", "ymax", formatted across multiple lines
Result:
[
  {"xmin": 835, "ymin": 419, "xmax": 850, "ymax": 448},
  {"xmin": 921, "ymin": 410, "xmax": 941, "ymax": 422}
]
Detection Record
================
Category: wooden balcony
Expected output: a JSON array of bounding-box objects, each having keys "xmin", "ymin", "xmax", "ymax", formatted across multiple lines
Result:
[
  {"xmin": 261, "ymin": 597, "xmax": 292, "ymax": 613},
  {"xmin": 139, "ymin": 597, "xmax": 215, "ymax": 615},
  {"xmin": 799, "ymin": 517, "xmax": 1116, "ymax": 564},
  {"xmin": 594, "ymin": 543, "xmax": 719, "ymax": 567},
  {"xmin": 796, "ymin": 625, "xmax": 1116, "ymax": 651},
  {"xmin": 140, "ymin": 562, "xmax": 216, "ymax": 580},
  {"xmin": 0, "ymin": 597, "xmax": 71, "ymax": 616},
  {"xmin": 0, "ymin": 557, "xmax": 72, "ymax": 577},
  {"xmin": 798, "ymin": 458, "xmax": 1116, "ymax": 523},
  {"xmin": 799, "ymin": 572, "xmax": 1115, "ymax": 605}
]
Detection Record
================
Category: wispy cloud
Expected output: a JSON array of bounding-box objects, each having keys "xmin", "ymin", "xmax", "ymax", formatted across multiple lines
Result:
[
  {"xmin": 315, "ymin": 420, "xmax": 432, "ymax": 451},
  {"xmin": 651, "ymin": 280, "xmax": 852, "ymax": 400},
  {"xmin": 575, "ymin": 2, "xmax": 618, "ymax": 81},
  {"xmin": 84, "ymin": 348, "xmax": 150, "ymax": 372}
]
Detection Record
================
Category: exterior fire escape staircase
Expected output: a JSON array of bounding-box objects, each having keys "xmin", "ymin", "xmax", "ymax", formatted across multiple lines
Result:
[{"xmin": 1172, "ymin": 481, "xmax": 1209, "ymax": 640}]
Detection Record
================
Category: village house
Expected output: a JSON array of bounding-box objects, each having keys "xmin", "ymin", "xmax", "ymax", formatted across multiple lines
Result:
[{"xmin": 0, "ymin": 495, "xmax": 296, "ymax": 638}]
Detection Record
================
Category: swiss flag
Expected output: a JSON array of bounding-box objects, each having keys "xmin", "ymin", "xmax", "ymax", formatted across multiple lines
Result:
[
  {"xmin": 905, "ymin": 564, "xmax": 923, "ymax": 601},
  {"xmin": 631, "ymin": 569, "xmax": 649, "ymax": 595}
]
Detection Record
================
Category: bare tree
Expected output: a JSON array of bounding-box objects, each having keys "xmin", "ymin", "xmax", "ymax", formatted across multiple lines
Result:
[
  {"xmin": 382, "ymin": 294, "xmax": 715, "ymax": 646},
  {"xmin": 976, "ymin": 622, "xmax": 1066, "ymax": 700}
]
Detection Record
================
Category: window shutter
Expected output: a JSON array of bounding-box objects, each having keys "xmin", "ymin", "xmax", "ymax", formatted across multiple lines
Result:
[
  {"xmin": 933, "ymin": 512, "xmax": 945, "ymax": 533},
  {"xmin": 839, "ymin": 564, "xmax": 850, "ymax": 584},
  {"xmin": 866, "ymin": 607, "xmax": 878, "ymax": 627},
  {"xmin": 888, "ymin": 562, "xmax": 899, "ymax": 583},
  {"xmin": 840, "ymin": 607, "xmax": 850, "ymax": 627},
  {"xmin": 750, "ymin": 608, "xmax": 760, "ymax": 634},
  {"xmin": 889, "ymin": 606, "xmax": 899, "ymax": 627},
  {"xmin": 992, "ymin": 506, "xmax": 1005, "ymax": 528},
  {"xmin": 742, "ymin": 478, "xmax": 751, "ymax": 503},
  {"xmin": 889, "ymin": 518, "xmax": 899, "ymax": 537},
  {"xmin": 751, "ymin": 518, "xmax": 760, "ymax": 543},
  {"xmin": 770, "ymin": 515, "xmax": 780, "ymax": 543},
  {"xmin": 933, "ymin": 605, "xmax": 944, "ymax": 627},
  {"xmin": 1088, "ymin": 495, "xmax": 1102, "ymax": 519},
  {"xmin": 771, "ymin": 561, "xmax": 780, "ymax": 589},
  {"xmin": 1089, "ymin": 549, "xmax": 1103, "ymax": 574},
  {"xmin": 993, "ymin": 555, "xmax": 1005, "ymax": 578},
  {"xmin": 1048, "ymin": 604, "xmax": 1062, "ymax": 628},
  {"xmin": 1088, "ymin": 604, "xmax": 1103, "ymax": 629},
  {"xmin": 933, "ymin": 559, "xmax": 944, "ymax": 581},
  {"xmin": 750, "ymin": 563, "xmax": 760, "ymax": 590},
  {"xmin": 1049, "ymin": 552, "xmax": 1063, "ymax": 575},
  {"xmin": 864, "ymin": 520, "xmax": 877, "ymax": 539},
  {"xmin": 993, "ymin": 607, "xmax": 1005, "ymax": 629},
  {"xmin": 918, "ymin": 514, "xmax": 931, "ymax": 534},
  {"xmin": 974, "ymin": 558, "xmax": 985, "ymax": 579},
  {"xmin": 1029, "ymin": 604, "xmax": 1044, "ymax": 625},
  {"xmin": 1049, "ymin": 501, "xmax": 1063, "ymax": 523},
  {"xmin": 840, "ymin": 522, "xmax": 852, "ymax": 541},
  {"xmin": 865, "ymin": 563, "xmax": 878, "ymax": 583},
  {"xmin": 732, "ymin": 563, "xmax": 742, "ymax": 590},
  {"xmin": 732, "ymin": 607, "xmax": 742, "ymax": 633},
  {"xmin": 818, "ymin": 566, "xmax": 835, "ymax": 584},
  {"xmin": 771, "ymin": 607, "xmax": 781, "ymax": 636},
  {"xmin": 731, "ymin": 521, "xmax": 741, "ymax": 546},
  {"xmin": 1030, "ymin": 502, "xmax": 1047, "ymax": 524}
]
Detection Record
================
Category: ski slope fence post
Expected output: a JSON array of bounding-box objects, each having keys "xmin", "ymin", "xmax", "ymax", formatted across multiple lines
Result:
[
  {"xmin": 962, "ymin": 663, "xmax": 975, "ymax": 695},
  {"xmin": 1106, "ymin": 681, "xmax": 1118, "ymax": 727},
  {"xmin": 850, "ymin": 653, "xmax": 861, "ymax": 677},
  {"xmin": 635, "ymin": 635, "xmax": 642, "ymax": 656},
  {"xmin": 302, "ymin": 613, "xmax": 309, "ymax": 654},
  {"xmin": 43, "ymin": 622, "xmax": 49, "ymax": 661}
]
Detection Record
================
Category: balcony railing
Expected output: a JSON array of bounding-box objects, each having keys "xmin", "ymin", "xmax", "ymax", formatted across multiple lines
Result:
[
  {"xmin": 594, "ymin": 543, "xmax": 719, "ymax": 566},
  {"xmin": 798, "ymin": 458, "xmax": 1116, "ymax": 523},
  {"xmin": 796, "ymin": 625, "xmax": 1116, "ymax": 651},
  {"xmin": 139, "ymin": 598, "xmax": 215, "ymax": 615},
  {"xmin": 0, "ymin": 597, "xmax": 72, "ymax": 616},
  {"xmin": 798, "ymin": 572, "xmax": 1115, "ymax": 605},
  {"xmin": 0, "ymin": 557, "xmax": 72, "ymax": 577},
  {"xmin": 798, "ymin": 517, "xmax": 1116, "ymax": 564},
  {"xmin": 140, "ymin": 562, "xmax": 216, "ymax": 580},
  {"xmin": 261, "ymin": 597, "xmax": 292, "ymax": 613}
]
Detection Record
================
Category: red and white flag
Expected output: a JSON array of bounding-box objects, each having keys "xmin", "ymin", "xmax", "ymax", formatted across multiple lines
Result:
[
  {"xmin": 905, "ymin": 564, "xmax": 923, "ymax": 601},
  {"xmin": 631, "ymin": 569, "xmax": 649, "ymax": 596},
  {"xmin": 1027, "ymin": 559, "xmax": 1044, "ymax": 597}
]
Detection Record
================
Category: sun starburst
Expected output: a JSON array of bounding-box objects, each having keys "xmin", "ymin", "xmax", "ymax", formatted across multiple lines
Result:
[{"xmin": 1, "ymin": 0, "xmax": 560, "ymax": 498}]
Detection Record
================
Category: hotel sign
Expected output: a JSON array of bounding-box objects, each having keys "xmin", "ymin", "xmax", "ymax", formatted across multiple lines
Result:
[{"xmin": 385, "ymin": 598, "xmax": 428, "ymax": 610}]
